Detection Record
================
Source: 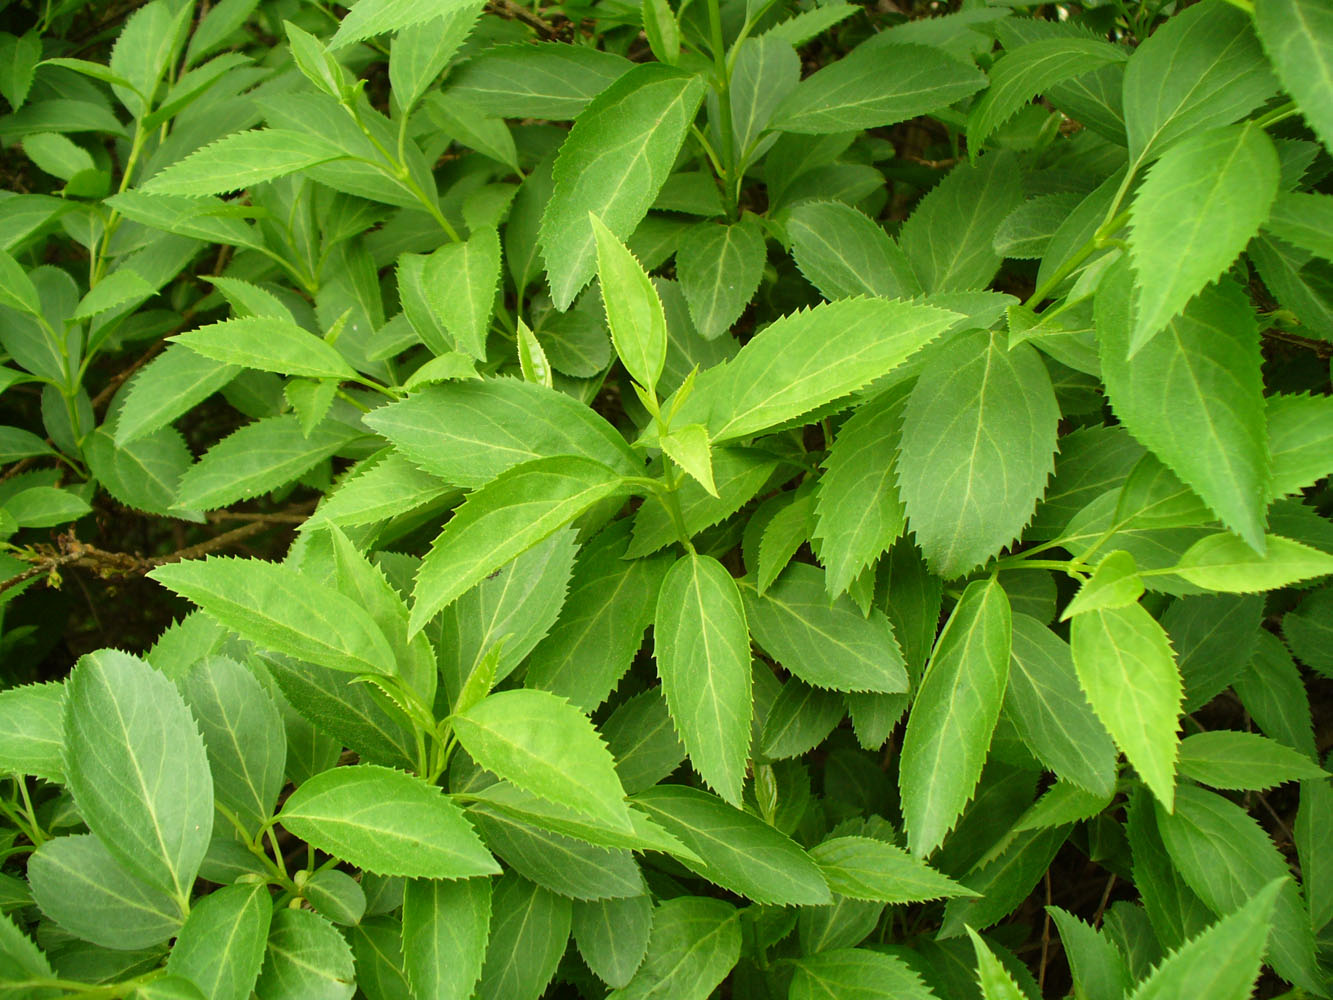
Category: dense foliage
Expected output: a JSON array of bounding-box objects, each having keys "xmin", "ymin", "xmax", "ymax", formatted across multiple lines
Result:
[{"xmin": 1, "ymin": 0, "xmax": 1332, "ymax": 995}]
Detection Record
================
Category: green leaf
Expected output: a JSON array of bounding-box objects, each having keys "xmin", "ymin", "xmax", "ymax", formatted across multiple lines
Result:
[
  {"xmin": 1122, "ymin": 0, "xmax": 1277, "ymax": 166},
  {"xmin": 1127, "ymin": 124, "xmax": 1279, "ymax": 353},
  {"xmin": 3, "ymin": 487, "xmax": 90, "ymax": 529},
  {"xmin": 606, "ymin": 898, "xmax": 740, "ymax": 1000},
  {"xmin": 541, "ymin": 65, "xmax": 707, "ymax": 309},
  {"xmin": 0, "ymin": 31, "xmax": 41, "ymax": 111},
  {"xmin": 573, "ymin": 895, "xmax": 653, "ymax": 989},
  {"xmin": 760, "ymin": 678, "xmax": 844, "ymax": 759},
  {"xmin": 1070, "ymin": 602, "xmax": 1180, "ymax": 809},
  {"xmin": 424, "ymin": 226, "xmax": 501, "ymax": 361},
  {"xmin": 1097, "ymin": 265, "xmax": 1270, "ymax": 552},
  {"xmin": 254, "ymin": 908, "xmax": 355, "ymax": 1000},
  {"xmin": 62, "ymin": 650, "xmax": 212, "ymax": 902},
  {"xmin": 670, "ymin": 297, "xmax": 959, "ymax": 444},
  {"xmin": 143, "ymin": 129, "xmax": 350, "ymax": 196},
  {"xmin": 453, "ymin": 688, "xmax": 634, "ymax": 833},
  {"xmin": 809, "ymin": 836, "xmax": 976, "ymax": 903},
  {"xmin": 1177, "ymin": 730, "xmax": 1327, "ymax": 790},
  {"xmin": 1267, "ymin": 393, "xmax": 1333, "ymax": 497},
  {"xmin": 447, "ymin": 43, "xmax": 633, "ymax": 120},
  {"xmin": 1256, "ymin": 0, "xmax": 1333, "ymax": 154},
  {"xmin": 1296, "ymin": 778, "xmax": 1333, "ymax": 933},
  {"xmin": 675, "ymin": 217, "xmax": 767, "ymax": 340},
  {"xmin": 939, "ymin": 825, "xmax": 1072, "ymax": 940},
  {"xmin": 789, "ymin": 948, "xmax": 937, "ymax": 1000},
  {"xmin": 402, "ymin": 876, "xmax": 491, "ymax": 1000},
  {"xmin": 1126, "ymin": 880, "xmax": 1283, "ymax": 1000},
  {"xmin": 278, "ymin": 764, "xmax": 499, "ymax": 878},
  {"xmin": 603, "ymin": 689, "xmax": 687, "ymax": 795},
  {"xmin": 659, "ymin": 423, "xmax": 718, "ymax": 497},
  {"xmin": 899, "ymin": 577, "xmax": 1012, "ymax": 857},
  {"xmin": 995, "ymin": 192, "xmax": 1083, "ymax": 260},
  {"xmin": 740, "ymin": 564, "xmax": 908, "ymax": 693},
  {"xmin": 166, "ymin": 882, "xmax": 272, "ymax": 1000},
  {"xmin": 304, "ymin": 873, "xmax": 366, "ymax": 928},
  {"xmin": 1156, "ymin": 785, "xmax": 1320, "ymax": 991},
  {"xmin": 1005, "ymin": 613, "xmax": 1118, "ymax": 798},
  {"xmin": 772, "ymin": 41, "xmax": 984, "ymax": 134},
  {"xmin": 84, "ymin": 427, "xmax": 197, "ymax": 519},
  {"xmin": 786, "ymin": 200, "xmax": 921, "ymax": 301},
  {"xmin": 593, "ymin": 215, "xmax": 667, "ymax": 393},
  {"xmin": 1170, "ymin": 533, "xmax": 1333, "ymax": 592},
  {"xmin": 0, "ymin": 249, "xmax": 40, "ymax": 316},
  {"xmin": 1046, "ymin": 907, "xmax": 1130, "ymax": 1000},
  {"xmin": 170, "ymin": 317, "xmax": 357, "ymax": 380},
  {"xmin": 967, "ymin": 38, "xmax": 1127, "ymax": 151},
  {"xmin": 632, "ymin": 785, "xmax": 831, "ymax": 904},
  {"xmin": 898, "ymin": 330, "xmax": 1059, "ymax": 579},
  {"xmin": 727, "ymin": 36, "xmax": 800, "ymax": 169},
  {"xmin": 898, "ymin": 152, "xmax": 1024, "ymax": 293},
  {"xmin": 653, "ymin": 553, "xmax": 752, "ymax": 805},
  {"xmin": 175, "ymin": 414, "xmax": 363, "ymax": 511},
  {"xmin": 476, "ymin": 873, "xmax": 571, "ymax": 1000},
  {"xmin": 517, "ymin": 320, "xmax": 552, "ymax": 387},
  {"xmin": 28, "ymin": 834, "xmax": 182, "ymax": 949},
  {"xmin": 364, "ymin": 379, "xmax": 641, "ymax": 489},
  {"xmin": 390, "ymin": 2, "xmax": 485, "ymax": 114},
  {"xmin": 755, "ymin": 482, "xmax": 816, "ymax": 595},
  {"xmin": 73, "ymin": 268, "xmax": 152, "ymax": 320},
  {"xmin": 967, "ymin": 929, "xmax": 1028, "ymax": 1000},
  {"xmin": 0, "ymin": 681, "xmax": 64, "ymax": 782},
  {"xmin": 150, "ymin": 557, "xmax": 398, "ymax": 677},
  {"xmin": 330, "ymin": 0, "xmax": 474, "ymax": 48},
  {"xmin": 1285, "ymin": 584, "xmax": 1333, "ymax": 677},
  {"xmin": 114, "ymin": 344, "xmax": 238, "ymax": 445},
  {"xmin": 1233, "ymin": 630, "xmax": 1317, "ymax": 760},
  {"xmin": 1062, "ymin": 550, "xmax": 1144, "ymax": 620},
  {"xmin": 410, "ymin": 456, "xmax": 631, "ymax": 633},
  {"xmin": 813, "ymin": 387, "xmax": 908, "ymax": 597},
  {"xmin": 181, "ymin": 655, "xmax": 286, "ymax": 834}
]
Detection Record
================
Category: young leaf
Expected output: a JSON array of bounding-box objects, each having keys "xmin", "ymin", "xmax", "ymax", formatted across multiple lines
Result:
[
  {"xmin": 653, "ymin": 553, "xmax": 752, "ymax": 805},
  {"xmin": 170, "ymin": 317, "xmax": 358, "ymax": 380},
  {"xmin": 0, "ymin": 681, "xmax": 64, "ymax": 782},
  {"xmin": 771, "ymin": 42, "xmax": 984, "ymax": 134},
  {"xmin": 593, "ymin": 214, "xmax": 667, "ymax": 394},
  {"xmin": 541, "ymin": 65, "xmax": 707, "ymax": 309},
  {"xmin": 899, "ymin": 577, "xmax": 1012, "ymax": 857},
  {"xmin": 517, "ymin": 320, "xmax": 553, "ymax": 386},
  {"xmin": 573, "ymin": 895, "xmax": 654, "ymax": 989},
  {"xmin": 254, "ymin": 908, "xmax": 355, "ymax": 1000},
  {"xmin": 740, "ymin": 563, "xmax": 908, "ymax": 693},
  {"xmin": 786, "ymin": 200, "xmax": 921, "ymax": 300},
  {"xmin": 632, "ymin": 785, "xmax": 831, "ymax": 904},
  {"xmin": 409, "ymin": 456, "xmax": 631, "ymax": 634},
  {"xmin": 424, "ymin": 226, "xmax": 501, "ymax": 361},
  {"xmin": 166, "ymin": 882, "xmax": 272, "ymax": 1000},
  {"xmin": 1176, "ymin": 730, "xmax": 1327, "ymax": 790},
  {"xmin": 675, "ymin": 217, "xmax": 767, "ymax": 340},
  {"xmin": 967, "ymin": 928, "xmax": 1028, "ymax": 1000},
  {"xmin": 476, "ymin": 873, "xmax": 571, "ymax": 1000},
  {"xmin": 1070, "ymin": 602, "xmax": 1180, "ymax": 809},
  {"xmin": 1170, "ymin": 533, "xmax": 1333, "ymax": 592},
  {"xmin": 606, "ymin": 897, "xmax": 741, "ymax": 1000},
  {"xmin": 278, "ymin": 764, "xmax": 500, "ymax": 878},
  {"xmin": 1127, "ymin": 123, "xmax": 1279, "ymax": 353},
  {"xmin": 659, "ymin": 423, "xmax": 717, "ymax": 497},
  {"xmin": 452, "ymin": 688, "xmax": 634, "ymax": 833},
  {"xmin": 809, "ymin": 836, "xmax": 976, "ymax": 903},
  {"xmin": 1062, "ymin": 550, "xmax": 1144, "ymax": 620},
  {"xmin": 1255, "ymin": 0, "xmax": 1333, "ymax": 155},
  {"xmin": 402, "ymin": 876, "xmax": 492, "ymax": 1000},
  {"xmin": 62, "ymin": 650, "xmax": 213, "ymax": 902},
  {"xmin": 1097, "ymin": 265, "xmax": 1270, "ymax": 552},
  {"xmin": 789, "ymin": 948, "xmax": 937, "ymax": 1000},
  {"xmin": 143, "ymin": 129, "xmax": 350, "ymax": 196},
  {"xmin": 898, "ymin": 330, "xmax": 1059, "ymax": 579},
  {"xmin": 150, "ymin": 557, "xmax": 398, "ymax": 677}
]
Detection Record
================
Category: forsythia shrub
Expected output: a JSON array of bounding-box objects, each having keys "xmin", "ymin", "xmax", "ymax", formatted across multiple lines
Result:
[{"xmin": 0, "ymin": 0, "xmax": 1331, "ymax": 995}]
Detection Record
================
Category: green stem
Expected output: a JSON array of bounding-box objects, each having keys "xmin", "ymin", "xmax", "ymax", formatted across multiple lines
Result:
[
  {"xmin": 704, "ymin": 0, "xmax": 738, "ymax": 219},
  {"xmin": 1024, "ymin": 209, "xmax": 1131, "ymax": 308},
  {"xmin": 1253, "ymin": 99, "xmax": 1298, "ymax": 130},
  {"xmin": 657, "ymin": 459, "xmax": 697, "ymax": 554}
]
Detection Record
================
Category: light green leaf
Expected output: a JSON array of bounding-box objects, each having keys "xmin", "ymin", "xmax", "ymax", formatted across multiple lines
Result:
[
  {"xmin": 1045, "ymin": 907, "xmax": 1130, "ymax": 1000},
  {"xmin": 593, "ymin": 214, "xmax": 667, "ymax": 393},
  {"xmin": 84, "ymin": 427, "xmax": 196, "ymax": 519},
  {"xmin": 402, "ymin": 876, "xmax": 491, "ymax": 1000},
  {"xmin": 1170, "ymin": 533, "xmax": 1333, "ymax": 592},
  {"xmin": 389, "ymin": 2, "xmax": 484, "ymax": 113},
  {"xmin": 632, "ymin": 785, "xmax": 831, "ymax": 904},
  {"xmin": 789, "ymin": 948, "xmax": 937, "ymax": 1000},
  {"xmin": 1267, "ymin": 393, "xmax": 1333, "ymax": 497},
  {"xmin": 670, "ymin": 297, "xmax": 958, "ymax": 444},
  {"xmin": 170, "ymin": 317, "xmax": 357, "ymax": 380},
  {"xmin": 1062, "ymin": 550, "xmax": 1144, "ymax": 620},
  {"xmin": 653, "ymin": 553, "xmax": 752, "ymax": 805},
  {"xmin": 3, "ymin": 487, "xmax": 90, "ymax": 529},
  {"xmin": 1177, "ymin": 730, "xmax": 1327, "ymax": 790},
  {"xmin": 476, "ymin": 873, "xmax": 570, "ymax": 1000},
  {"xmin": 114, "ymin": 344, "xmax": 238, "ymax": 445},
  {"xmin": 772, "ymin": 41, "xmax": 984, "ymax": 134},
  {"xmin": 1127, "ymin": 880, "xmax": 1283, "ymax": 1000},
  {"xmin": 1097, "ymin": 265, "xmax": 1270, "ymax": 552},
  {"xmin": 900, "ymin": 577, "xmax": 1012, "ymax": 857},
  {"xmin": 967, "ymin": 929, "xmax": 1027, "ymax": 1000},
  {"xmin": 607, "ymin": 898, "xmax": 740, "ymax": 1000},
  {"xmin": 786, "ymin": 200, "xmax": 921, "ymax": 301},
  {"xmin": 166, "ymin": 882, "xmax": 272, "ymax": 1000},
  {"xmin": 174, "ymin": 415, "xmax": 363, "ymax": 511},
  {"xmin": 1127, "ymin": 124, "xmax": 1279, "ymax": 353},
  {"xmin": 573, "ymin": 895, "xmax": 653, "ymax": 989},
  {"xmin": 727, "ymin": 36, "xmax": 800, "ymax": 169},
  {"xmin": 1261, "ymin": 191, "xmax": 1333, "ymax": 261},
  {"xmin": 740, "ymin": 563, "xmax": 908, "ymax": 693},
  {"xmin": 330, "ymin": 0, "xmax": 474, "ymax": 48},
  {"xmin": 541, "ymin": 65, "xmax": 707, "ymax": 309},
  {"xmin": 0, "ymin": 681, "xmax": 64, "ymax": 782},
  {"xmin": 447, "ymin": 43, "xmax": 633, "ymax": 120},
  {"xmin": 28, "ymin": 834, "xmax": 182, "ymax": 949},
  {"xmin": 364, "ymin": 379, "xmax": 641, "ymax": 489},
  {"xmin": 1255, "ymin": 0, "xmax": 1333, "ymax": 154},
  {"xmin": 278, "ymin": 764, "xmax": 499, "ymax": 878},
  {"xmin": 254, "ymin": 908, "xmax": 355, "ymax": 1000},
  {"xmin": 424, "ymin": 226, "xmax": 500, "ymax": 361},
  {"xmin": 898, "ymin": 330, "xmax": 1059, "ymax": 579},
  {"xmin": 63, "ymin": 650, "xmax": 212, "ymax": 903},
  {"xmin": 453, "ymin": 688, "xmax": 633, "ymax": 833},
  {"xmin": 104, "ymin": 191, "xmax": 265, "ymax": 251},
  {"xmin": 809, "ymin": 836, "xmax": 976, "ymax": 903},
  {"xmin": 659, "ymin": 423, "xmax": 718, "ymax": 497},
  {"xmin": 150, "ymin": 557, "xmax": 398, "ymax": 677},
  {"xmin": 74, "ymin": 268, "xmax": 153, "ymax": 320},
  {"xmin": 310, "ymin": 453, "xmax": 451, "ymax": 529},
  {"xmin": 675, "ymin": 217, "xmax": 767, "ymax": 341},
  {"xmin": 517, "ymin": 320, "xmax": 552, "ymax": 387},
  {"xmin": 1070, "ymin": 602, "xmax": 1180, "ymax": 809},
  {"xmin": 1122, "ymin": 0, "xmax": 1277, "ymax": 166},
  {"xmin": 409, "ymin": 456, "xmax": 631, "ymax": 633},
  {"xmin": 0, "ymin": 248, "xmax": 40, "ymax": 316},
  {"xmin": 813, "ymin": 386, "xmax": 907, "ymax": 597},
  {"xmin": 755, "ymin": 482, "xmax": 816, "ymax": 595},
  {"xmin": 143, "ymin": 129, "xmax": 350, "ymax": 196}
]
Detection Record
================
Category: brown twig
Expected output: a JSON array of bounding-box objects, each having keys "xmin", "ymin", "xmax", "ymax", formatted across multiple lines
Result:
[
  {"xmin": 1262, "ymin": 327, "xmax": 1333, "ymax": 360},
  {"xmin": 485, "ymin": 0, "xmax": 561, "ymax": 39}
]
